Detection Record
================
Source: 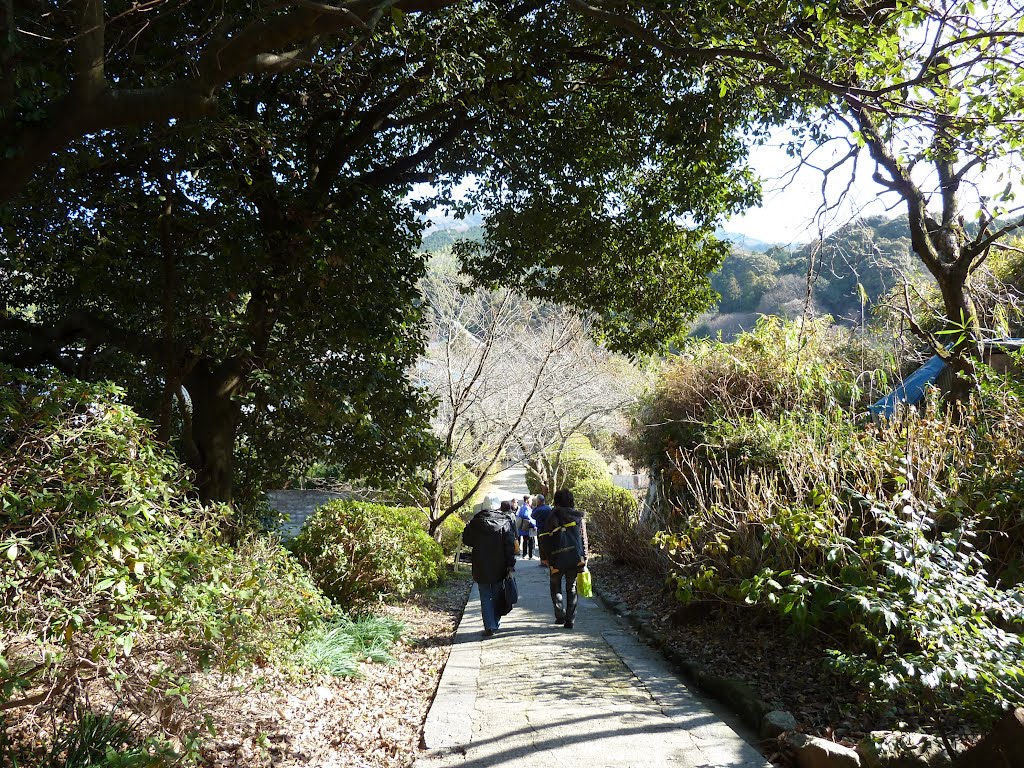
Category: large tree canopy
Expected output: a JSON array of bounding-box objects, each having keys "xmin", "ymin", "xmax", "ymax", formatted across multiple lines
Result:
[
  {"xmin": 0, "ymin": 0, "xmax": 914, "ymax": 504},
  {"xmin": 572, "ymin": 0, "xmax": 1024, "ymax": 373}
]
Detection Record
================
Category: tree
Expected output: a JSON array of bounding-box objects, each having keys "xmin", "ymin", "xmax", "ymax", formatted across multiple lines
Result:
[
  {"xmin": 3, "ymin": 2, "xmax": 774, "ymax": 505},
  {"xmin": 564, "ymin": 0, "xmax": 1024, "ymax": 374},
  {"xmin": 832, "ymin": 0, "xmax": 1024, "ymax": 375},
  {"xmin": 0, "ymin": 0, "xmax": 463, "ymax": 204},
  {"xmin": 513, "ymin": 338, "xmax": 646, "ymax": 493},
  {"xmin": 0, "ymin": 67, "xmax": 441, "ymax": 504},
  {"xmin": 415, "ymin": 264, "xmax": 641, "ymax": 535}
]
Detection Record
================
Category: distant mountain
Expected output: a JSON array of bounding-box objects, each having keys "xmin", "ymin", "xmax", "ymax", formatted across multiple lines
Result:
[
  {"xmin": 714, "ymin": 230, "xmax": 782, "ymax": 253},
  {"xmin": 695, "ymin": 215, "xmax": 918, "ymax": 338},
  {"xmin": 419, "ymin": 224, "xmax": 484, "ymax": 253},
  {"xmin": 421, "ymin": 223, "xmax": 783, "ymax": 254}
]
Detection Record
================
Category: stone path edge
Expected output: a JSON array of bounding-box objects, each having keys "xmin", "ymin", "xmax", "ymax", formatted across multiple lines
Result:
[
  {"xmin": 592, "ymin": 583, "xmax": 774, "ymax": 740},
  {"xmin": 420, "ymin": 582, "xmax": 478, "ymax": 752}
]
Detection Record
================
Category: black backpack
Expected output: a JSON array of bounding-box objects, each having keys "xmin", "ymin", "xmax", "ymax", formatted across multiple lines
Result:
[{"xmin": 544, "ymin": 511, "xmax": 584, "ymax": 571}]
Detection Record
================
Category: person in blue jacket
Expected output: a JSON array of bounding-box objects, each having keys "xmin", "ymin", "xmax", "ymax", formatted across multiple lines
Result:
[
  {"xmin": 515, "ymin": 499, "xmax": 537, "ymax": 559},
  {"xmin": 531, "ymin": 495, "xmax": 553, "ymax": 566},
  {"xmin": 462, "ymin": 494, "xmax": 516, "ymax": 637}
]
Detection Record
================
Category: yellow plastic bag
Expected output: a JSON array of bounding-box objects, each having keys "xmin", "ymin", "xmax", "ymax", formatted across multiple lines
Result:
[{"xmin": 575, "ymin": 568, "xmax": 593, "ymax": 598}]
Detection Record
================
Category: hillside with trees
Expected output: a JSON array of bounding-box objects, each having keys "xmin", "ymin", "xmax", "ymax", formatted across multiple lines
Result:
[{"xmin": 696, "ymin": 215, "xmax": 921, "ymax": 338}]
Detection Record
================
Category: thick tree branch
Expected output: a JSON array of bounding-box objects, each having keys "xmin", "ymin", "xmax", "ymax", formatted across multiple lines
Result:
[
  {"xmin": 345, "ymin": 113, "xmax": 474, "ymax": 189},
  {"xmin": 0, "ymin": 0, "xmax": 460, "ymax": 205},
  {"xmin": 846, "ymin": 97, "xmax": 944, "ymax": 278},
  {"xmin": 0, "ymin": 310, "xmax": 169, "ymax": 369},
  {"xmin": 310, "ymin": 65, "xmax": 433, "ymax": 198},
  {"xmin": 73, "ymin": 0, "xmax": 106, "ymax": 102}
]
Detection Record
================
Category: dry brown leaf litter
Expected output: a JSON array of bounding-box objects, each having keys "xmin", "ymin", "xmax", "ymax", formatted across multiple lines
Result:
[{"xmin": 195, "ymin": 577, "xmax": 471, "ymax": 767}]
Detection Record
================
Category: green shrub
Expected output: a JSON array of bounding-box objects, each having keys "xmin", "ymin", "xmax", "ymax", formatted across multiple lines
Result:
[
  {"xmin": 176, "ymin": 534, "xmax": 332, "ymax": 669},
  {"xmin": 573, "ymin": 479, "xmax": 656, "ymax": 569},
  {"xmin": 0, "ymin": 367, "xmax": 330, "ymax": 716},
  {"xmin": 651, "ymin": 357, "xmax": 1024, "ymax": 726},
  {"xmin": 527, "ymin": 434, "xmax": 610, "ymax": 495},
  {"xmin": 624, "ymin": 316, "xmax": 884, "ymax": 469},
  {"xmin": 823, "ymin": 492, "xmax": 1024, "ymax": 727},
  {"xmin": 290, "ymin": 500, "xmax": 445, "ymax": 609},
  {"xmin": 436, "ymin": 513, "xmax": 466, "ymax": 555}
]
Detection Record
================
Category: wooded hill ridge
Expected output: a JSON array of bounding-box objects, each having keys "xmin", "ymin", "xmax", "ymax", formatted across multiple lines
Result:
[{"xmin": 422, "ymin": 215, "xmax": 922, "ymax": 337}]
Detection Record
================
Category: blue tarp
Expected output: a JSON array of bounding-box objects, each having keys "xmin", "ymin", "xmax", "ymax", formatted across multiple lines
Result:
[
  {"xmin": 869, "ymin": 354, "xmax": 948, "ymax": 418},
  {"xmin": 869, "ymin": 338, "xmax": 1024, "ymax": 419}
]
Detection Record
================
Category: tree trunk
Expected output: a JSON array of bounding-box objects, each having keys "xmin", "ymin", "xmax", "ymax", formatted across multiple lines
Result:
[{"xmin": 182, "ymin": 360, "xmax": 243, "ymax": 504}]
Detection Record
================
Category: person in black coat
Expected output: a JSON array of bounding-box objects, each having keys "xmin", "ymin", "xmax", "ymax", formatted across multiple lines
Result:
[
  {"xmin": 462, "ymin": 494, "xmax": 516, "ymax": 636},
  {"xmin": 537, "ymin": 488, "xmax": 588, "ymax": 629}
]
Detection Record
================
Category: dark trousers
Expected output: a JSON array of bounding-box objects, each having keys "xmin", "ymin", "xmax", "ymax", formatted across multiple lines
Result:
[
  {"xmin": 549, "ymin": 566, "xmax": 580, "ymax": 625},
  {"xmin": 519, "ymin": 534, "xmax": 535, "ymax": 558}
]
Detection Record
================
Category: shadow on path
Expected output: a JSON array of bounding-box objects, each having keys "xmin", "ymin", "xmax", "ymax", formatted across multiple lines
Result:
[{"xmin": 417, "ymin": 553, "xmax": 770, "ymax": 768}]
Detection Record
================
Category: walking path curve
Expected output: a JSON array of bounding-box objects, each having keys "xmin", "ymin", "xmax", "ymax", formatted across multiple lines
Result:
[{"xmin": 416, "ymin": 554, "xmax": 771, "ymax": 768}]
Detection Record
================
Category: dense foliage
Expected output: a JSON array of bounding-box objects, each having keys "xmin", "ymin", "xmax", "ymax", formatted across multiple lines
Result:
[
  {"xmin": 290, "ymin": 501, "xmax": 446, "ymax": 609},
  {"xmin": 572, "ymin": 480, "xmax": 655, "ymax": 570},
  {"xmin": 1, "ymin": 0, "xmax": 789, "ymax": 511},
  {"xmin": 0, "ymin": 367, "xmax": 330, "ymax": 717},
  {"xmin": 625, "ymin": 316, "xmax": 884, "ymax": 470},
  {"xmin": 632, "ymin": 321, "xmax": 1024, "ymax": 728}
]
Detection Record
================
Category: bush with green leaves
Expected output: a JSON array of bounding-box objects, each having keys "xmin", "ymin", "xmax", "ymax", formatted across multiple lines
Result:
[
  {"xmin": 573, "ymin": 479, "xmax": 656, "ymax": 569},
  {"xmin": 823, "ymin": 492, "xmax": 1024, "ymax": 726},
  {"xmin": 650, "ymin": 349, "xmax": 1024, "ymax": 727},
  {"xmin": 0, "ymin": 367, "xmax": 330, "ymax": 718},
  {"xmin": 436, "ymin": 512, "xmax": 466, "ymax": 555},
  {"xmin": 624, "ymin": 316, "xmax": 885, "ymax": 470},
  {"xmin": 290, "ymin": 500, "xmax": 445, "ymax": 609},
  {"xmin": 527, "ymin": 434, "xmax": 610, "ymax": 495}
]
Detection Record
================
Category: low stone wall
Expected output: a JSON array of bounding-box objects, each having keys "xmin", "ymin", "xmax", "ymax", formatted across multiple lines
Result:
[{"xmin": 265, "ymin": 489, "xmax": 351, "ymax": 539}]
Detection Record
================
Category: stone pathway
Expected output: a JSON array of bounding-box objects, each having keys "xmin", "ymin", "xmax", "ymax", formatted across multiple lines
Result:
[
  {"xmin": 478, "ymin": 465, "xmax": 530, "ymax": 506},
  {"xmin": 416, "ymin": 557, "xmax": 771, "ymax": 768}
]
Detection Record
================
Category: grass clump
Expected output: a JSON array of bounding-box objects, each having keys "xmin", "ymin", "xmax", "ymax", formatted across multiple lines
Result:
[{"xmin": 295, "ymin": 616, "xmax": 405, "ymax": 677}]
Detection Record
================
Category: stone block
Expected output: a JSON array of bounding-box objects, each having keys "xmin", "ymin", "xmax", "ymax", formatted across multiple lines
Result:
[
  {"xmin": 761, "ymin": 709, "xmax": 798, "ymax": 739},
  {"xmin": 790, "ymin": 733, "xmax": 861, "ymax": 768},
  {"xmin": 857, "ymin": 731, "xmax": 952, "ymax": 768}
]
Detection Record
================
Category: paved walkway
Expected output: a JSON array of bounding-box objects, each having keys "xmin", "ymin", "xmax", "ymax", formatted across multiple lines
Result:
[
  {"xmin": 478, "ymin": 465, "xmax": 530, "ymax": 505},
  {"xmin": 416, "ymin": 558, "xmax": 770, "ymax": 768}
]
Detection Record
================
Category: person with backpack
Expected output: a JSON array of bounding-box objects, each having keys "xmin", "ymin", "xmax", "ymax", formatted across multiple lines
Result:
[
  {"xmin": 538, "ymin": 488, "xmax": 589, "ymax": 629},
  {"xmin": 462, "ymin": 494, "xmax": 516, "ymax": 637},
  {"xmin": 516, "ymin": 499, "xmax": 537, "ymax": 559},
  {"xmin": 531, "ymin": 494, "xmax": 553, "ymax": 566}
]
